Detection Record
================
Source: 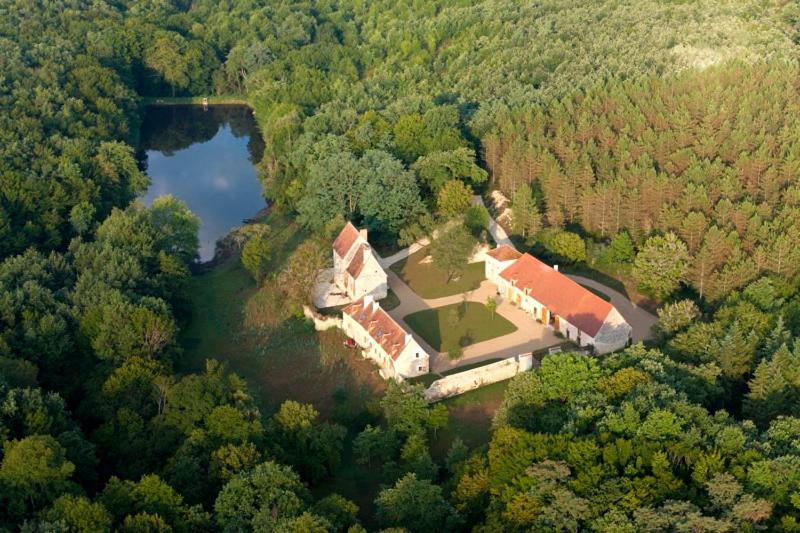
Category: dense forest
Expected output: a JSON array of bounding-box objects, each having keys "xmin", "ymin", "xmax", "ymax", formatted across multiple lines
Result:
[{"xmin": 4, "ymin": 0, "xmax": 800, "ymax": 531}]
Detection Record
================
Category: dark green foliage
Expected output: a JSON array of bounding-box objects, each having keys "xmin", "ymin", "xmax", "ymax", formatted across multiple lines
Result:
[
  {"xmin": 213, "ymin": 461, "xmax": 311, "ymax": 531},
  {"xmin": 375, "ymin": 473, "xmax": 461, "ymax": 533},
  {"xmin": 4, "ymin": 0, "xmax": 800, "ymax": 530},
  {"xmin": 266, "ymin": 401, "xmax": 346, "ymax": 483}
]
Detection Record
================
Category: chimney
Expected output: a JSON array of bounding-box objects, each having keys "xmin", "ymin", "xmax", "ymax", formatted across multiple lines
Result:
[
  {"xmin": 364, "ymin": 294, "xmax": 374, "ymax": 308},
  {"xmin": 405, "ymin": 333, "xmax": 412, "ymax": 345},
  {"xmin": 359, "ymin": 228, "xmax": 368, "ymax": 240},
  {"xmin": 553, "ymin": 264, "xmax": 559, "ymax": 272},
  {"xmin": 372, "ymin": 300, "xmax": 380, "ymax": 313}
]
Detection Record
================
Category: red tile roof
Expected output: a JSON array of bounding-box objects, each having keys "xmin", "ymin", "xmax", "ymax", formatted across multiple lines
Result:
[
  {"xmin": 333, "ymin": 222, "xmax": 360, "ymax": 258},
  {"xmin": 487, "ymin": 245, "xmax": 522, "ymax": 262},
  {"xmin": 346, "ymin": 244, "xmax": 367, "ymax": 278},
  {"xmin": 343, "ymin": 298, "xmax": 409, "ymax": 361},
  {"xmin": 499, "ymin": 254, "xmax": 613, "ymax": 337}
]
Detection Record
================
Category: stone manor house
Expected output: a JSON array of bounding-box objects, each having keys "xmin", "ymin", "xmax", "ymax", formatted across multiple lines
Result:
[{"xmin": 330, "ymin": 224, "xmax": 632, "ymax": 381}]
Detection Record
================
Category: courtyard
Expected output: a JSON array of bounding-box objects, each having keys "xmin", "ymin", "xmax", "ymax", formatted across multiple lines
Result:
[
  {"xmin": 385, "ymin": 267, "xmax": 563, "ymax": 373},
  {"xmin": 404, "ymin": 301, "xmax": 518, "ymax": 352}
]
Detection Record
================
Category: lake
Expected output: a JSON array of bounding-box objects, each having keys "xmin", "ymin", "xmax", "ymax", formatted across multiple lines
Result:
[{"xmin": 138, "ymin": 105, "xmax": 266, "ymax": 262}]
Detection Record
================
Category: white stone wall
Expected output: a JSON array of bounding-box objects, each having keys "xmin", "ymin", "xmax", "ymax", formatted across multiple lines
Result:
[
  {"xmin": 353, "ymin": 253, "xmax": 388, "ymax": 300},
  {"xmin": 593, "ymin": 308, "xmax": 631, "ymax": 354},
  {"xmin": 424, "ymin": 354, "xmax": 533, "ymax": 402},
  {"xmin": 341, "ymin": 310, "xmax": 429, "ymax": 380}
]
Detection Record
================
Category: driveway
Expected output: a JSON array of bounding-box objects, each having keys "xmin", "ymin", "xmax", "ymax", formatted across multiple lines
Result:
[{"xmin": 386, "ymin": 271, "xmax": 561, "ymax": 373}]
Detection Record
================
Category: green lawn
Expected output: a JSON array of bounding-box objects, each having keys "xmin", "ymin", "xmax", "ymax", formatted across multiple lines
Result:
[
  {"xmin": 404, "ymin": 302, "xmax": 517, "ymax": 351},
  {"xmin": 390, "ymin": 246, "xmax": 485, "ymax": 299}
]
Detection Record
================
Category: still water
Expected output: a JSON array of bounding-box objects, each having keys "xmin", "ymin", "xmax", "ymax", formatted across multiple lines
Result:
[{"xmin": 138, "ymin": 105, "xmax": 266, "ymax": 262}]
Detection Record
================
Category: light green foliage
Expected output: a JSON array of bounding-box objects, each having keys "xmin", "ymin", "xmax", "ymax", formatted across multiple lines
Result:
[
  {"xmin": 541, "ymin": 229, "xmax": 587, "ymax": 264},
  {"xmin": 298, "ymin": 149, "xmax": 424, "ymax": 233},
  {"xmin": 463, "ymin": 205, "xmax": 490, "ymax": 235},
  {"xmin": 485, "ymin": 295, "xmax": 497, "ymax": 318},
  {"xmin": 99, "ymin": 474, "xmax": 210, "ymax": 531},
  {"xmin": 400, "ymin": 433, "xmax": 438, "ymax": 480},
  {"xmin": 149, "ymin": 195, "xmax": 201, "ymax": 264},
  {"xmin": 657, "ymin": 299, "xmax": 700, "ymax": 336},
  {"xmin": 310, "ymin": 494, "xmax": 359, "ymax": 532},
  {"xmin": 0, "ymin": 436, "xmax": 75, "ymax": 519},
  {"xmin": 209, "ymin": 443, "xmax": 263, "ymax": 484},
  {"xmin": 607, "ymin": 232, "xmax": 635, "ymax": 264},
  {"xmin": 277, "ymin": 239, "xmax": 327, "ymax": 314},
  {"xmin": 393, "ymin": 107, "xmax": 466, "ymax": 165},
  {"xmin": 241, "ymin": 232, "xmax": 272, "ymax": 282},
  {"xmin": 413, "ymin": 148, "xmax": 488, "ymax": 192},
  {"xmin": 633, "ymin": 233, "xmax": 689, "ymax": 300},
  {"xmin": 380, "ymin": 381, "xmax": 448, "ymax": 437},
  {"xmin": 5, "ymin": 0, "xmax": 800, "ymax": 530},
  {"xmin": 437, "ymin": 180, "xmax": 474, "ymax": 219},
  {"xmin": 37, "ymin": 495, "xmax": 113, "ymax": 533},
  {"xmin": 511, "ymin": 184, "xmax": 542, "ymax": 240},
  {"xmin": 80, "ymin": 292, "xmax": 178, "ymax": 364}
]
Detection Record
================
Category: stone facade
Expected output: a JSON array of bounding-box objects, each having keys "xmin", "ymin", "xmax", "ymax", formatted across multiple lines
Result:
[
  {"xmin": 332, "ymin": 223, "xmax": 388, "ymax": 302},
  {"xmin": 342, "ymin": 295, "xmax": 429, "ymax": 380}
]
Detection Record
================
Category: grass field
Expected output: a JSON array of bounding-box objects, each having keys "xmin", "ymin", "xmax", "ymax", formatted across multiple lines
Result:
[
  {"xmin": 390, "ymin": 247, "xmax": 485, "ymax": 299},
  {"xmin": 404, "ymin": 302, "xmax": 517, "ymax": 351}
]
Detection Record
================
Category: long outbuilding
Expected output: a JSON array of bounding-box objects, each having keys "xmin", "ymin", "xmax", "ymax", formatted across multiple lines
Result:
[{"xmin": 485, "ymin": 246, "xmax": 632, "ymax": 354}]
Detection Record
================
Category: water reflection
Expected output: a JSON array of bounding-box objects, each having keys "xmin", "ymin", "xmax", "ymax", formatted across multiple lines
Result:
[{"xmin": 138, "ymin": 105, "xmax": 266, "ymax": 261}]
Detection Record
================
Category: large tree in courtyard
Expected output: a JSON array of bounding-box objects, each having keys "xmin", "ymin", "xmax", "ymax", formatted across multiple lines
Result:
[{"xmin": 430, "ymin": 224, "xmax": 477, "ymax": 283}]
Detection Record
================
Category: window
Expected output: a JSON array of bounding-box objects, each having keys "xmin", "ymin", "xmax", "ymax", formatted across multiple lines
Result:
[
  {"xmin": 566, "ymin": 329, "xmax": 570, "ymax": 339},
  {"xmin": 418, "ymin": 366, "xmax": 425, "ymax": 372},
  {"xmin": 415, "ymin": 352, "xmax": 419, "ymax": 358}
]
